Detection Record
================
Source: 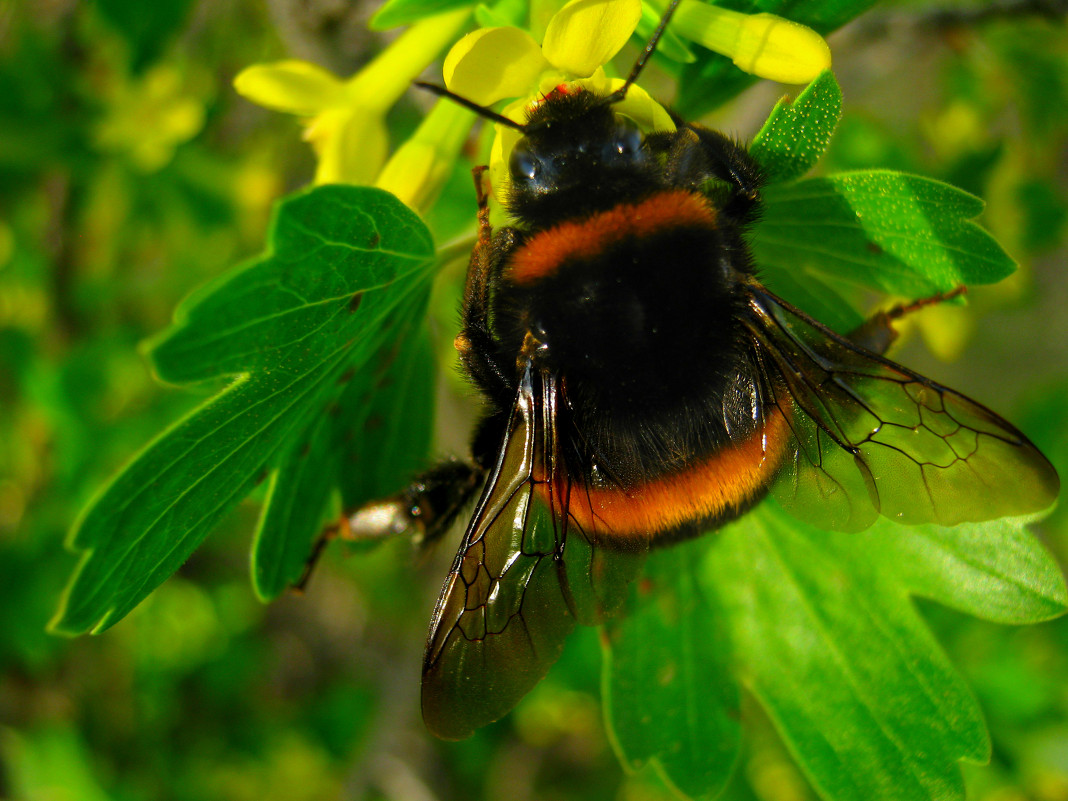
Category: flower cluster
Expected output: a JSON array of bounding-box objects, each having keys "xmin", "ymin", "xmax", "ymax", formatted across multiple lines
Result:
[
  {"xmin": 234, "ymin": 9, "xmax": 472, "ymax": 211},
  {"xmin": 235, "ymin": 0, "xmax": 830, "ymax": 216}
]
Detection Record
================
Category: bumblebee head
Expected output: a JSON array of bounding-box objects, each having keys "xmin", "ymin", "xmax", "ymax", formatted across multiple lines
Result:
[{"xmin": 506, "ymin": 90, "xmax": 651, "ymax": 209}]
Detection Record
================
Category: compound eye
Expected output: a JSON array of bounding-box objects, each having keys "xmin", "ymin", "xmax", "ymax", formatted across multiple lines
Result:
[
  {"xmin": 510, "ymin": 140, "xmax": 541, "ymax": 183},
  {"xmin": 609, "ymin": 116, "xmax": 643, "ymax": 157}
]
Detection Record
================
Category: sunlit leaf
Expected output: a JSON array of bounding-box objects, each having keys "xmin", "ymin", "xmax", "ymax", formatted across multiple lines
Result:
[
  {"xmin": 751, "ymin": 69, "xmax": 842, "ymax": 183},
  {"xmin": 703, "ymin": 504, "xmax": 1067, "ymax": 801},
  {"xmin": 753, "ymin": 172, "xmax": 1016, "ymax": 298}
]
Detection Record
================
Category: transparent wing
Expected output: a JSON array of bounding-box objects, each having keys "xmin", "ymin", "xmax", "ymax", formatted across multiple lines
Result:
[
  {"xmin": 744, "ymin": 285, "xmax": 1059, "ymax": 532},
  {"xmin": 421, "ymin": 359, "xmax": 646, "ymax": 740}
]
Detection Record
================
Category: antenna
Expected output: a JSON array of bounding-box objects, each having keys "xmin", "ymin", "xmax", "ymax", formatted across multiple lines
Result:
[
  {"xmin": 603, "ymin": 0, "xmax": 682, "ymax": 105},
  {"xmin": 413, "ymin": 82, "xmax": 528, "ymax": 132}
]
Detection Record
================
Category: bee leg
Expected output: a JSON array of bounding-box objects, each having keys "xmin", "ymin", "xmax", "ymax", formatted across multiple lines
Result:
[
  {"xmin": 848, "ymin": 286, "xmax": 967, "ymax": 355},
  {"xmin": 691, "ymin": 126, "xmax": 765, "ymax": 198},
  {"xmin": 455, "ymin": 167, "xmax": 519, "ymax": 403},
  {"xmin": 663, "ymin": 125, "xmax": 765, "ymax": 221},
  {"xmin": 293, "ymin": 459, "xmax": 485, "ymax": 592}
]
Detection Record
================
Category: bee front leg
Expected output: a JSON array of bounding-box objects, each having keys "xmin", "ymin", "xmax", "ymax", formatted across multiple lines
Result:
[
  {"xmin": 848, "ymin": 286, "xmax": 967, "ymax": 356},
  {"xmin": 455, "ymin": 167, "xmax": 520, "ymax": 404},
  {"xmin": 293, "ymin": 459, "xmax": 485, "ymax": 592}
]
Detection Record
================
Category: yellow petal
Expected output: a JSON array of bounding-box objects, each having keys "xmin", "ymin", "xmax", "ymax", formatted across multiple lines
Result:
[
  {"xmin": 234, "ymin": 60, "xmax": 344, "ymax": 115},
  {"xmin": 376, "ymin": 99, "xmax": 475, "ymax": 213},
  {"xmin": 575, "ymin": 76, "xmax": 676, "ymax": 133},
  {"xmin": 488, "ymin": 99, "xmax": 528, "ymax": 206},
  {"xmin": 542, "ymin": 0, "xmax": 642, "ymax": 77},
  {"xmin": 444, "ymin": 27, "xmax": 551, "ymax": 106},
  {"xmin": 306, "ymin": 108, "xmax": 387, "ymax": 185},
  {"xmin": 732, "ymin": 13, "xmax": 831, "ymax": 83},
  {"xmin": 376, "ymin": 141, "xmax": 442, "ymax": 212},
  {"xmin": 351, "ymin": 9, "xmax": 471, "ymax": 110},
  {"xmin": 673, "ymin": 2, "xmax": 831, "ymax": 84}
]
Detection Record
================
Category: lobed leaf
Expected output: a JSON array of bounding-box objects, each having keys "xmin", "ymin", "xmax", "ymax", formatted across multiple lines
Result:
[
  {"xmin": 849, "ymin": 518, "xmax": 1068, "ymax": 625},
  {"xmin": 52, "ymin": 186, "xmax": 436, "ymax": 634},
  {"xmin": 700, "ymin": 503, "xmax": 1066, "ymax": 801},
  {"xmin": 602, "ymin": 540, "xmax": 741, "ymax": 800},
  {"xmin": 251, "ymin": 302, "xmax": 434, "ymax": 600},
  {"xmin": 150, "ymin": 187, "xmax": 433, "ymax": 383}
]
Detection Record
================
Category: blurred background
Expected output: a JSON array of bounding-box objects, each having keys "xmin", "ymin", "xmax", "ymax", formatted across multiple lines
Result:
[{"xmin": 1, "ymin": 0, "xmax": 1066, "ymax": 798}]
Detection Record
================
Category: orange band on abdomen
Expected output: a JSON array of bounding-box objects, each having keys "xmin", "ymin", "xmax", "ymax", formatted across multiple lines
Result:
[{"xmin": 548, "ymin": 404, "xmax": 790, "ymax": 542}]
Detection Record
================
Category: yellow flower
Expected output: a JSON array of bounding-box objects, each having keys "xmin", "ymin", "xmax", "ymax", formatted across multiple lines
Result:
[
  {"xmin": 672, "ymin": 0, "xmax": 831, "ymax": 85},
  {"xmin": 444, "ymin": 0, "xmax": 674, "ymax": 203},
  {"xmin": 234, "ymin": 9, "xmax": 469, "ymax": 186},
  {"xmin": 94, "ymin": 64, "xmax": 205, "ymax": 172},
  {"xmin": 442, "ymin": 0, "xmax": 831, "ymax": 203},
  {"xmin": 375, "ymin": 99, "xmax": 475, "ymax": 214}
]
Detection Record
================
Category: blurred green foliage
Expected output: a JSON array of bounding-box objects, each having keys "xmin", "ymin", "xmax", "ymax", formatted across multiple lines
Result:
[{"xmin": 1, "ymin": 0, "xmax": 1067, "ymax": 799}]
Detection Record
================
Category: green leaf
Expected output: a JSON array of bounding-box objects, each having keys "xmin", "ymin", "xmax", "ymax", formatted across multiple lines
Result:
[
  {"xmin": 754, "ymin": 265, "xmax": 863, "ymax": 334},
  {"xmin": 474, "ymin": 0, "xmax": 526, "ymax": 29},
  {"xmin": 335, "ymin": 320, "xmax": 436, "ymax": 509},
  {"xmin": 751, "ymin": 70, "xmax": 842, "ymax": 184},
  {"xmin": 752, "ymin": 171, "xmax": 1016, "ymax": 298},
  {"xmin": 1, "ymin": 726, "xmax": 113, "ymax": 801},
  {"xmin": 250, "ymin": 305, "xmax": 434, "ymax": 600},
  {"xmin": 371, "ymin": 0, "xmax": 473, "ymax": 30},
  {"xmin": 51, "ymin": 186, "xmax": 436, "ymax": 634},
  {"xmin": 95, "ymin": 0, "xmax": 196, "ymax": 72},
  {"xmin": 854, "ymin": 518, "xmax": 1068, "ymax": 625},
  {"xmin": 602, "ymin": 540, "xmax": 740, "ymax": 800},
  {"xmin": 150, "ymin": 187, "xmax": 432, "ymax": 383},
  {"xmin": 702, "ymin": 503, "xmax": 1067, "ymax": 801}
]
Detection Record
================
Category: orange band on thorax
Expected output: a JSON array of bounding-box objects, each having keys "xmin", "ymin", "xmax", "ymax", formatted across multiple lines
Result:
[{"xmin": 510, "ymin": 190, "xmax": 717, "ymax": 285}]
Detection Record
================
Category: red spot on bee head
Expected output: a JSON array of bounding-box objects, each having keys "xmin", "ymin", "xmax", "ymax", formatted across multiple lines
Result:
[{"xmin": 534, "ymin": 84, "xmax": 581, "ymax": 107}]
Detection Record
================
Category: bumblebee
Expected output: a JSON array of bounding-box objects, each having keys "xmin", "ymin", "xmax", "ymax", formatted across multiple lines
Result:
[{"xmin": 335, "ymin": 10, "xmax": 1059, "ymax": 741}]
